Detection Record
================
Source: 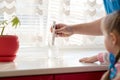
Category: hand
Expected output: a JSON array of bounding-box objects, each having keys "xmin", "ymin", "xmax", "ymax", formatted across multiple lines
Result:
[
  {"xmin": 79, "ymin": 55, "xmax": 98, "ymax": 63},
  {"xmin": 51, "ymin": 23, "xmax": 73, "ymax": 37}
]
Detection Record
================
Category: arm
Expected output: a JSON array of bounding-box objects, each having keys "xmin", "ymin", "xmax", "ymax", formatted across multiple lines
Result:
[
  {"xmin": 54, "ymin": 17, "xmax": 104, "ymax": 37},
  {"xmin": 71, "ymin": 18, "xmax": 103, "ymax": 36},
  {"xmin": 79, "ymin": 52, "xmax": 109, "ymax": 64},
  {"xmin": 79, "ymin": 55, "xmax": 98, "ymax": 63}
]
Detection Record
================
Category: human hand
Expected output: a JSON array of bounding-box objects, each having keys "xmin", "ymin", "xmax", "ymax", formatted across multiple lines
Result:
[
  {"xmin": 51, "ymin": 23, "xmax": 73, "ymax": 37},
  {"xmin": 79, "ymin": 55, "xmax": 98, "ymax": 63}
]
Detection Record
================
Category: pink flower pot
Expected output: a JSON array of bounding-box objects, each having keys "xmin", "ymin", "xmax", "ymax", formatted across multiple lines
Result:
[{"xmin": 0, "ymin": 35, "xmax": 19, "ymax": 62}]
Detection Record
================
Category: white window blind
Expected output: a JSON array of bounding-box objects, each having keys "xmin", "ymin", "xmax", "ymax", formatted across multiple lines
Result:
[
  {"xmin": 0, "ymin": 0, "xmax": 105, "ymax": 49},
  {"xmin": 47, "ymin": 0, "xmax": 105, "ymax": 48},
  {"xmin": 11, "ymin": 0, "xmax": 48, "ymax": 47}
]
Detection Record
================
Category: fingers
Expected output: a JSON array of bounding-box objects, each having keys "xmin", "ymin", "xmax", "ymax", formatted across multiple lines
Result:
[
  {"xmin": 50, "ymin": 23, "xmax": 65, "ymax": 33},
  {"xmin": 79, "ymin": 57, "xmax": 90, "ymax": 63},
  {"xmin": 79, "ymin": 57, "xmax": 96, "ymax": 63},
  {"xmin": 55, "ymin": 23, "xmax": 66, "ymax": 29},
  {"xmin": 50, "ymin": 23, "xmax": 70, "ymax": 37},
  {"xmin": 55, "ymin": 27, "xmax": 66, "ymax": 34},
  {"xmin": 55, "ymin": 24, "xmax": 68, "ymax": 37},
  {"xmin": 56, "ymin": 33, "xmax": 69, "ymax": 37}
]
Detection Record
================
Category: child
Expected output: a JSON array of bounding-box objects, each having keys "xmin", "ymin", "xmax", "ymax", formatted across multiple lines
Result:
[{"xmin": 80, "ymin": 10, "xmax": 120, "ymax": 80}]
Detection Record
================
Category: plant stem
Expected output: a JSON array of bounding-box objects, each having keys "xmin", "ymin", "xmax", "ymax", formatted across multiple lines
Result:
[{"xmin": 1, "ymin": 27, "xmax": 5, "ymax": 35}]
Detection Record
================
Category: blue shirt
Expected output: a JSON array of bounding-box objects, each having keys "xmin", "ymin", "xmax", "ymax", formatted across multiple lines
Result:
[{"xmin": 103, "ymin": 0, "xmax": 120, "ymax": 14}]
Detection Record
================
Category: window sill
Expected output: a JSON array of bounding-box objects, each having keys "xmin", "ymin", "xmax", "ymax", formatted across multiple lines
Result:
[{"xmin": 0, "ymin": 47, "xmax": 107, "ymax": 77}]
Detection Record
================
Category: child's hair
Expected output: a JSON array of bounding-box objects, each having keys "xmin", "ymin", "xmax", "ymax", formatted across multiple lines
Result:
[
  {"xmin": 101, "ymin": 52, "xmax": 120, "ymax": 80},
  {"xmin": 101, "ymin": 10, "xmax": 120, "ymax": 80},
  {"xmin": 104, "ymin": 10, "xmax": 120, "ymax": 34}
]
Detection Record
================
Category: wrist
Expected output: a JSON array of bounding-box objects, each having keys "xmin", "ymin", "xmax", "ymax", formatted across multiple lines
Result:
[
  {"xmin": 94, "ymin": 55, "xmax": 98, "ymax": 61},
  {"xmin": 68, "ymin": 25, "xmax": 75, "ymax": 34},
  {"xmin": 69, "ymin": 24, "xmax": 81, "ymax": 34}
]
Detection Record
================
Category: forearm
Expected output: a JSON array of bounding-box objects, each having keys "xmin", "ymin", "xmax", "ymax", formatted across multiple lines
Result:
[{"xmin": 71, "ymin": 18, "xmax": 103, "ymax": 36}]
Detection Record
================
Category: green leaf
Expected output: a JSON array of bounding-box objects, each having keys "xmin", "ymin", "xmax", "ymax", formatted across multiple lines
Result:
[{"xmin": 11, "ymin": 16, "xmax": 20, "ymax": 28}]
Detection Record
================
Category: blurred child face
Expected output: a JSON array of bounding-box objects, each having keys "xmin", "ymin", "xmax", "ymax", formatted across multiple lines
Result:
[{"xmin": 101, "ymin": 20, "xmax": 116, "ymax": 54}]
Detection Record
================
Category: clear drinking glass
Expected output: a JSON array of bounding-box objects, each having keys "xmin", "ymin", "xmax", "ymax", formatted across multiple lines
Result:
[{"xmin": 48, "ymin": 34, "xmax": 62, "ymax": 59}]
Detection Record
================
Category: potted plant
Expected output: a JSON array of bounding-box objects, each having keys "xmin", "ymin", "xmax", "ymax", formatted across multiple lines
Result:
[{"xmin": 0, "ymin": 16, "xmax": 20, "ymax": 62}]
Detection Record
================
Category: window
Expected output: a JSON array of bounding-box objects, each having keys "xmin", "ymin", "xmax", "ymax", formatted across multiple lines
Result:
[{"xmin": 0, "ymin": 0, "xmax": 105, "ymax": 49}]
